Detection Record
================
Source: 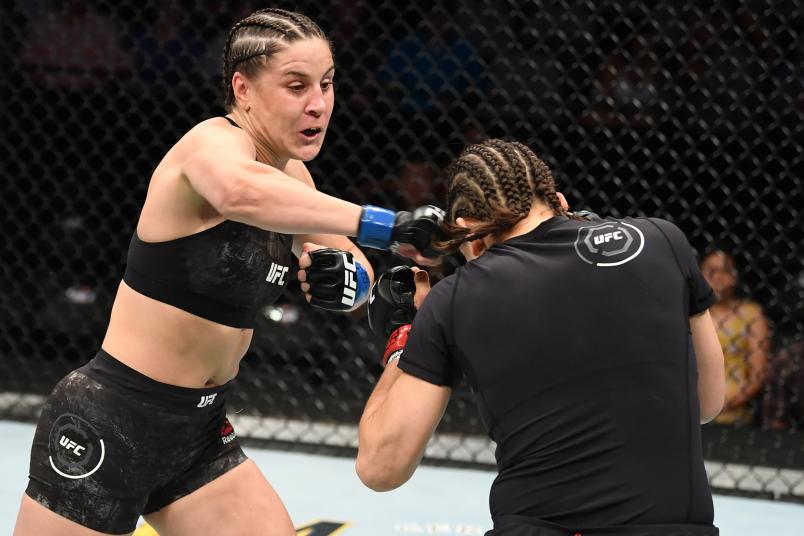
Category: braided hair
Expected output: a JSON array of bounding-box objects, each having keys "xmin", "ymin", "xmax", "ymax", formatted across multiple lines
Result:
[
  {"xmin": 221, "ymin": 8, "xmax": 329, "ymax": 110},
  {"xmin": 437, "ymin": 139, "xmax": 572, "ymax": 252}
]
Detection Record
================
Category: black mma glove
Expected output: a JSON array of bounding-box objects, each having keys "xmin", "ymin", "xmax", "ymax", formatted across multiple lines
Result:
[
  {"xmin": 390, "ymin": 205, "xmax": 447, "ymax": 258},
  {"xmin": 367, "ymin": 265, "xmax": 417, "ymax": 366},
  {"xmin": 304, "ymin": 248, "xmax": 370, "ymax": 311},
  {"xmin": 357, "ymin": 204, "xmax": 446, "ymax": 258},
  {"xmin": 572, "ymin": 209, "xmax": 602, "ymax": 221}
]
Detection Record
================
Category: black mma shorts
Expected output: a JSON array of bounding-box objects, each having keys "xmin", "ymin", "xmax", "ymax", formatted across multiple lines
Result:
[
  {"xmin": 25, "ymin": 350, "xmax": 247, "ymax": 534},
  {"xmin": 488, "ymin": 516, "xmax": 719, "ymax": 536}
]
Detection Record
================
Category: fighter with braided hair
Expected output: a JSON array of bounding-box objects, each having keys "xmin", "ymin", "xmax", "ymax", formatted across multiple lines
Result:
[
  {"xmin": 359, "ymin": 139, "xmax": 725, "ymax": 536},
  {"xmin": 14, "ymin": 8, "xmax": 443, "ymax": 536}
]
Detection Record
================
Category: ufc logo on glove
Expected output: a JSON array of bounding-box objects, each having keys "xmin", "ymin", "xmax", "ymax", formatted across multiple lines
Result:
[
  {"xmin": 305, "ymin": 248, "xmax": 370, "ymax": 312},
  {"xmin": 341, "ymin": 253, "xmax": 358, "ymax": 307}
]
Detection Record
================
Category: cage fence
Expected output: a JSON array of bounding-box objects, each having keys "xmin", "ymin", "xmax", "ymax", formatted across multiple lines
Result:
[{"xmin": 1, "ymin": 0, "xmax": 802, "ymax": 503}]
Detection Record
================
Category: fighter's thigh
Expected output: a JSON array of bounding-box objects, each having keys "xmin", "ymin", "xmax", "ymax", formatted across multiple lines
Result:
[
  {"xmin": 23, "ymin": 370, "xmax": 146, "ymax": 534},
  {"xmin": 144, "ymin": 459, "xmax": 296, "ymax": 536},
  {"xmin": 14, "ymin": 495, "xmax": 132, "ymax": 536}
]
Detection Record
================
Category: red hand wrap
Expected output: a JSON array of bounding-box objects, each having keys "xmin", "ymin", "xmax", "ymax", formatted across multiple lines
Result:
[{"xmin": 383, "ymin": 324, "xmax": 411, "ymax": 366}]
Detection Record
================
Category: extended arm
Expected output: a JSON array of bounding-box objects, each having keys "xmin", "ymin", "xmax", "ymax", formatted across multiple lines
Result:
[
  {"xmin": 182, "ymin": 124, "xmax": 362, "ymax": 236},
  {"xmin": 181, "ymin": 122, "xmax": 444, "ymax": 264},
  {"xmin": 286, "ymin": 159, "xmax": 375, "ymax": 283}
]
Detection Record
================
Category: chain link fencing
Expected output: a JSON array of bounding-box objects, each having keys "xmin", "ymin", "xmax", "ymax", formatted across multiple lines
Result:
[{"xmin": 1, "ymin": 0, "xmax": 802, "ymax": 502}]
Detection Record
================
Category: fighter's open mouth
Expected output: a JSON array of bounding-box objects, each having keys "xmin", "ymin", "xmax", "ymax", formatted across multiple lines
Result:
[{"xmin": 302, "ymin": 128, "xmax": 321, "ymax": 136}]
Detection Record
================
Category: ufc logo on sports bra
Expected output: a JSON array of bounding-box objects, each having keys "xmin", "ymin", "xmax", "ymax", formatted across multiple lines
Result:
[
  {"xmin": 266, "ymin": 262, "xmax": 289, "ymax": 286},
  {"xmin": 197, "ymin": 394, "xmax": 217, "ymax": 408},
  {"xmin": 341, "ymin": 253, "xmax": 358, "ymax": 307}
]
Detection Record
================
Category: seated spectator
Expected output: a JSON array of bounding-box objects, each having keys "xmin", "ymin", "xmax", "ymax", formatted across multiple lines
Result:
[
  {"xmin": 378, "ymin": 4, "xmax": 484, "ymax": 115},
  {"xmin": 583, "ymin": 29, "xmax": 661, "ymax": 129},
  {"xmin": 21, "ymin": 0, "xmax": 131, "ymax": 91},
  {"xmin": 128, "ymin": 0, "xmax": 205, "ymax": 86},
  {"xmin": 392, "ymin": 160, "xmax": 444, "ymax": 210},
  {"xmin": 763, "ymin": 335, "xmax": 804, "ymax": 431},
  {"xmin": 701, "ymin": 249, "xmax": 770, "ymax": 426}
]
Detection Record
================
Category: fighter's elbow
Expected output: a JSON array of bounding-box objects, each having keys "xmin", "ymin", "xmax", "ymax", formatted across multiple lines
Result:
[
  {"xmin": 356, "ymin": 470, "xmax": 401, "ymax": 492},
  {"xmin": 355, "ymin": 453, "xmax": 409, "ymax": 492},
  {"xmin": 700, "ymin": 392, "xmax": 725, "ymax": 424}
]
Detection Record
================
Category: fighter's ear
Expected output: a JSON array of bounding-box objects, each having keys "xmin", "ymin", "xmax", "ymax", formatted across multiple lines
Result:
[
  {"xmin": 556, "ymin": 192, "xmax": 569, "ymax": 212},
  {"xmin": 470, "ymin": 237, "xmax": 490, "ymax": 258}
]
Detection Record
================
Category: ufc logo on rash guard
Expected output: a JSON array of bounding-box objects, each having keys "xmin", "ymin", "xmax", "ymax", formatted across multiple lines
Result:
[
  {"xmin": 341, "ymin": 253, "xmax": 358, "ymax": 307},
  {"xmin": 266, "ymin": 263, "xmax": 289, "ymax": 285},
  {"xmin": 59, "ymin": 436, "xmax": 86, "ymax": 456}
]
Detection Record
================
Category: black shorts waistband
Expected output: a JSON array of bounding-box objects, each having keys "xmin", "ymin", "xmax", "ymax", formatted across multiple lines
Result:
[
  {"xmin": 78, "ymin": 349, "xmax": 233, "ymax": 414},
  {"xmin": 491, "ymin": 516, "xmax": 718, "ymax": 536}
]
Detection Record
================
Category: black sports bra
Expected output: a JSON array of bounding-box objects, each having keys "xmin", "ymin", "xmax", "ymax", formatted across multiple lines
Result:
[{"xmin": 122, "ymin": 116, "xmax": 293, "ymax": 328}]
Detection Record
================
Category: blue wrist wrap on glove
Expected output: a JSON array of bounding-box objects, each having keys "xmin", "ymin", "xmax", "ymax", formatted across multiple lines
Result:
[
  {"xmin": 357, "ymin": 205, "xmax": 395, "ymax": 249},
  {"xmin": 353, "ymin": 261, "xmax": 370, "ymax": 306}
]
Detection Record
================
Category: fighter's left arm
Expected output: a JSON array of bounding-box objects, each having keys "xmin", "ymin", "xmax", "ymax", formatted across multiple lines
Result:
[
  {"xmin": 356, "ymin": 361, "xmax": 450, "ymax": 491},
  {"xmin": 356, "ymin": 267, "xmax": 452, "ymax": 491}
]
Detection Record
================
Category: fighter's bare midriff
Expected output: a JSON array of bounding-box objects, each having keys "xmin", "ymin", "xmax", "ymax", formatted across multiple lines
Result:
[
  {"xmin": 101, "ymin": 281, "xmax": 253, "ymax": 387},
  {"xmin": 97, "ymin": 119, "xmax": 256, "ymax": 388}
]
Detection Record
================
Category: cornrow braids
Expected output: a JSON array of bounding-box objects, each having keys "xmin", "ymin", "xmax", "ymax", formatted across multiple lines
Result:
[
  {"xmin": 221, "ymin": 9, "xmax": 330, "ymax": 110},
  {"xmin": 484, "ymin": 140, "xmax": 533, "ymax": 216},
  {"xmin": 462, "ymin": 154, "xmax": 506, "ymax": 209},
  {"xmin": 266, "ymin": 8, "xmax": 313, "ymax": 29},
  {"xmin": 471, "ymin": 145, "xmax": 513, "ymax": 207},
  {"xmin": 435, "ymin": 139, "xmax": 566, "ymax": 254},
  {"xmin": 449, "ymin": 171, "xmax": 491, "ymax": 221},
  {"xmin": 510, "ymin": 141, "xmax": 569, "ymax": 218}
]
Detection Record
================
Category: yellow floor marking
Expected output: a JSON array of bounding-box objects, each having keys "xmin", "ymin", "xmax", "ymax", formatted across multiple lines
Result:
[{"xmin": 132, "ymin": 524, "xmax": 159, "ymax": 536}]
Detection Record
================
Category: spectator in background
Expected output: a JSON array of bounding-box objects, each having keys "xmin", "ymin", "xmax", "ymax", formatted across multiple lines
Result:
[
  {"xmin": 378, "ymin": 3, "xmax": 484, "ymax": 116},
  {"xmin": 584, "ymin": 29, "xmax": 662, "ymax": 129},
  {"xmin": 763, "ymin": 335, "xmax": 804, "ymax": 431},
  {"xmin": 357, "ymin": 160, "xmax": 444, "ymax": 210},
  {"xmin": 18, "ymin": 0, "xmax": 135, "ymax": 314},
  {"xmin": 677, "ymin": 5, "xmax": 772, "ymax": 136},
  {"xmin": 128, "ymin": 0, "xmax": 206, "ymax": 87},
  {"xmin": 398, "ymin": 161, "xmax": 443, "ymax": 208},
  {"xmin": 701, "ymin": 249, "xmax": 770, "ymax": 426},
  {"xmin": 21, "ymin": 0, "xmax": 131, "ymax": 91},
  {"xmin": 386, "ymin": 161, "xmax": 445, "ymax": 210},
  {"xmin": 195, "ymin": 0, "xmax": 252, "ymax": 84},
  {"xmin": 356, "ymin": 159, "xmax": 451, "ymax": 285}
]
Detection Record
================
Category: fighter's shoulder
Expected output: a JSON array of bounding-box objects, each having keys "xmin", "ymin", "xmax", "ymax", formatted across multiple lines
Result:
[
  {"xmin": 419, "ymin": 272, "xmax": 459, "ymax": 312},
  {"xmin": 182, "ymin": 117, "xmax": 253, "ymax": 156},
  {"xmin": 630, "ymin": 216, "xmax": 683, "ymax": 233},
  {"xmin": 626, "ymin": 216, "xmax": 693, "ymax": 246}
]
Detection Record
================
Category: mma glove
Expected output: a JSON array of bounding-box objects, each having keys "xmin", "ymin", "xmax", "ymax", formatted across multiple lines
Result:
[
  {"xmin": 357, "ymin": 205, "xmax": 446, "ymax": 258},
  {"xmin": 304, "ymin": 248, "xmax": 370, "ymax": 311},
  {"xmin": 572, "ymin": 209, "xmax": 602, "ymax": 221},
  {"xmin": 367, "ymin": 265, "xmax": 417, "ymax": 366}
]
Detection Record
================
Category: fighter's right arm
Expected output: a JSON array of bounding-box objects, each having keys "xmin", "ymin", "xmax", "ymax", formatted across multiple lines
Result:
[
  {"xmin": 181, "ymin": 122, "xmax": 362, "ymax": 236},
  {"xmin": 690, "ymin": 310, "xmax": 725, "ymax": 424}
]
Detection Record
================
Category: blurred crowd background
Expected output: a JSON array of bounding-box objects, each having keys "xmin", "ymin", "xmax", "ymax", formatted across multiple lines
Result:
[{"xmin": 0, "ymin": 0, "xmax": 802, "ymax": 501}]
